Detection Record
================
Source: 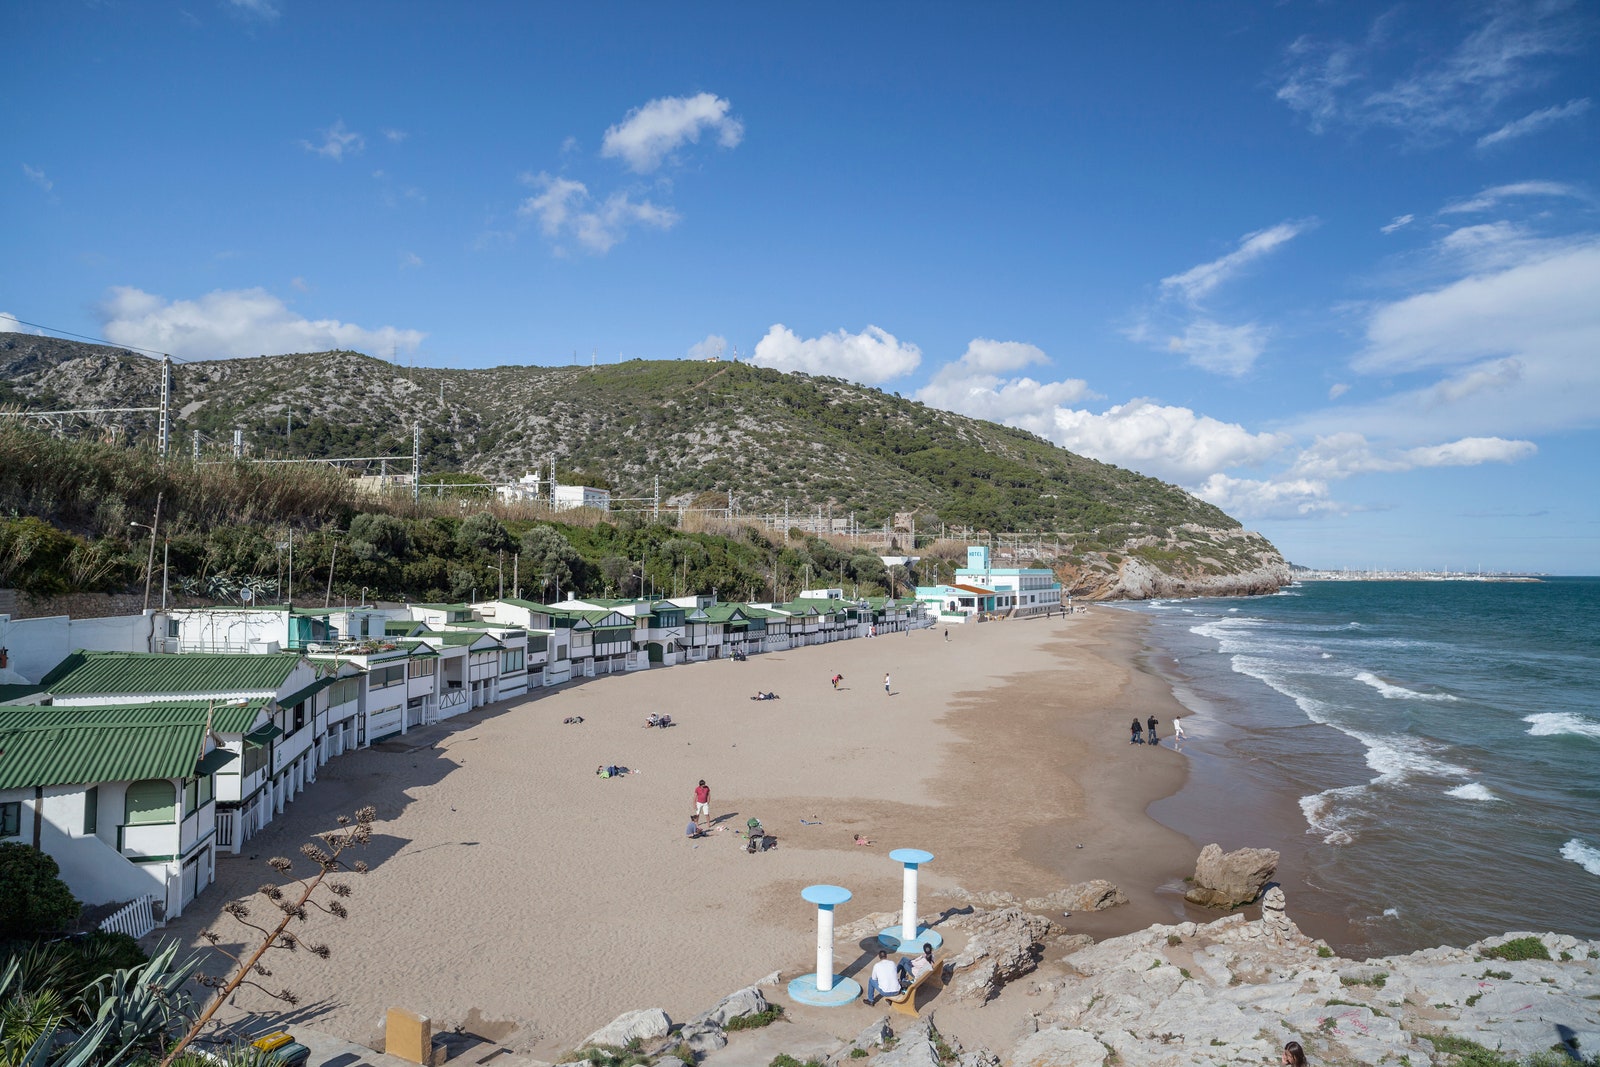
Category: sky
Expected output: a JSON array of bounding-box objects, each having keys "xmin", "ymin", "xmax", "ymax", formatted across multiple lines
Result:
[{"xmin": 3, "ymin": 1, "xmax": 1597, "ymax": 574}]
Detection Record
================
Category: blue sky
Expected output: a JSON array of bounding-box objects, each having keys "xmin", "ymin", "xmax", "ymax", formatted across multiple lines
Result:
[{"xmin": 4, "ymin": 1, "xmax": 1597, "ymax": 573}]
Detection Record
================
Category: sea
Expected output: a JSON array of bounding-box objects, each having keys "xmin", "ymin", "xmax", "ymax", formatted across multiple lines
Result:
[{"xmin": 1122, "ymin": 576, "xmax": 1600, "ymax": 957}]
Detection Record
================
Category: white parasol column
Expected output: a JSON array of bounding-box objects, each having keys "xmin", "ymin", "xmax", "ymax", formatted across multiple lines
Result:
[
  {"xmin": 878, "ymin": 848, "xmax": 942, "ymax": 952},
  {"xmin": 787, "ymin": 884, "xmax": 861, "ymax": 1006}
]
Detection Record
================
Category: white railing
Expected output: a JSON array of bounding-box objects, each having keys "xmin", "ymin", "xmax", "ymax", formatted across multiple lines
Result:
[
  {"xmin": 100, "ymin": 895, "xmax": 157, "ymax": 939},
  {"xmin": 215, "ymin": 809, "xmax": 236, "ymax": 849},
  {"xmin": 118, "ymin": 823, "xmax": 179, "ymax": 858}
]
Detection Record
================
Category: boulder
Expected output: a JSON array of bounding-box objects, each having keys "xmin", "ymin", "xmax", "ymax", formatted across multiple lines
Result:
[
  {"xmin": 579, "ymin": 1008, "xmax": 670, "ymax": 1050},
  {"xmin": 1025, "ymin": 881, "xmax": 1128, "ymax": 914},
  {"xmin": 947, "ymin": 907, "xmax": 1057, "ymax": 1002},
  {"xmin": 824, "ymin": 1017, "xmax": 894, "ymax": 1065},
  {"xmin": 874, "ymin": 1018, "xmax": 941, "ymax": 1067},
  {"xmin": 1183, "ymin": 843, "xmax": 1278, "ymax": 908},
  {"xmin": 690, "ymin": 984, "xmax": 767, "ymax": 1028}
]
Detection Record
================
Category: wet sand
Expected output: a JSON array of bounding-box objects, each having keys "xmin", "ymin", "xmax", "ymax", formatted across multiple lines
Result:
[{"xmin": 161, "ymin": 610, "xmax": 1208, "ymax": 1059}]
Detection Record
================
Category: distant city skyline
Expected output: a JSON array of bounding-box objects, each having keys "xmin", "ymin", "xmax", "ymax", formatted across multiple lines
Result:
[{"xmin": 3, "ymin": 2, "xmax": 1596, "ymax": 573}]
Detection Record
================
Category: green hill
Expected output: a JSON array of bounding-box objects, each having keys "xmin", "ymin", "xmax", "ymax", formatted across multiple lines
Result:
[{"xmin": 0, "ymin": 335, "xmax": 1289, "ymax": 603}]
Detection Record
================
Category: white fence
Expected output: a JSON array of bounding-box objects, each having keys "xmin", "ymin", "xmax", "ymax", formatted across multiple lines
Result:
[{"xmin": 99, "ymin": 895, "xmax": 158, "ymax": 939}]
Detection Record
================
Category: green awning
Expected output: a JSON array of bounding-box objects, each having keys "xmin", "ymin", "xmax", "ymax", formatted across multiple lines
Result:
[
  {"xmin": 195, "ymin": 747, "xmax": 238, "ymax": 775},
  {"xmin": 244, "ymin": 723, "xmax": 283, "ymax": 747},
  {"xmin": 277, "ymin": 676, "xmax": 336, "ymax": 709}
]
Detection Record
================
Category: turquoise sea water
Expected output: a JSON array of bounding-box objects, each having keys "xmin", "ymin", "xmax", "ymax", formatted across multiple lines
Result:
[{"xmin": 1126, "ymin": 577, "xmax": 1600, "ymax": 955}]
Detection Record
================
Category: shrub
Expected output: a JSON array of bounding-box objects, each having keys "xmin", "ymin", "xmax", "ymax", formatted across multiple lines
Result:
[
  {"xmin": 1482, "ymin": 937, "xmax": 1550, "ymax": 962},
  {"xmin": 1317, "ymin": 946, "xmax": 1335, "ymax": 959},
  {"xmin": 725, "ymin": 1005, "xmax": 785, "ymax": 1031},
  {"xmin": 1166, "ymin": 934, "xmax": 1182, "ymax": 947},
  {"xmin": 0, "ymin": 843, "xmax": 81, "ymax": 939},
  {"xmin": 1428, "ymin": 1034, "xmax": 1518, "ymax": 1067}
]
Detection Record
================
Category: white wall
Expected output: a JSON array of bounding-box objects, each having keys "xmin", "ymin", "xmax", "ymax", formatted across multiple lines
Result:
[{"xmin": 0, "ymin": 612, "xmax": 155, "ymax": 684}]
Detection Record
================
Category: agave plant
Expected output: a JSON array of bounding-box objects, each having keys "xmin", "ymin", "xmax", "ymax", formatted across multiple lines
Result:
[{"xmin": 84, "ymin": 940, "xmax": 201, "ymax": 1059}]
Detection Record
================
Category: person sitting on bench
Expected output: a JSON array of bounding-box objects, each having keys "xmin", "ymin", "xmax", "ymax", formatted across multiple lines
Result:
[
  {"xmin": 901, "ymin": 943, "xmax": 936, "ymax": 984},
  {"xmin": 865, "ymin": 950, "xmax": 902, "ymax": 1006}
]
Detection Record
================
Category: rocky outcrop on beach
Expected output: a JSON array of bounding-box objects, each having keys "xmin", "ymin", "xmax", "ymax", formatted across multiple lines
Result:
[
  {"xmin": 1025, "ymin": 880, "xmax": 1129, "ymax": 914},
  {"xmin": 557, "ymin": 894, "xmax": 1598, "ymax": 1067},
  {"xmin": 1183, "ymin": 843, "xmax": 1280, "ymax": 908},
  {"xmin": 1062, "ymin": 527, "xmax": 1293, "ymax": 601},
  {"xmin": 1014, "ymin": 909, "xmax": 1600, "ymax": 1067}
]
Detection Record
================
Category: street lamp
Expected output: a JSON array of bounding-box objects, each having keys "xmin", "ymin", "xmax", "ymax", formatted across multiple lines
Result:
[{"xmin": 130, "ymin": 509, "xmax": 160, "ymax": 613}]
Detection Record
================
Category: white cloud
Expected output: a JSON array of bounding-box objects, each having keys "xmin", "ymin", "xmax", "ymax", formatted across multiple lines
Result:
[
  {"xmin": 382, "ymin": 128, "xmax": 409, "ymax": 143},
  {"xmin": 1287, "ymin": 431, "xmax": 1535, "ymax": 479},
  {"xmin": 1477, "ymin": 97, "xmax": 1591, "ymax": 147},
  {"xmin": 515, "ymin": 172, "xmax": 678, "ymax": 254},
  {"xmin": 915, "ymin": 339, "xmax": 1094, "ymax": 428},
  {"xmin": 1292, "ymin": 234, "xmax": 1600, "ymax": 442},
  {"xmin": 1276, "ymin": 5, "xmax": 1582, "ymax": 140},
  {"xmin": 1381, "ymin": 213, "xmax": 1415, "ymax": 234},
  {"xmin": 22, "ymin": 164, "xmax": 52, "ymax": 192},
  {"xmin": 601, "ymin": 92, "xmax": 743, "ymax": 173},
  {"xmin": 225, "ymin": 0, "xmax": 279, "ymax": 20},
  {"xmin": 300, "ymin": 120, "xmax": 364, "ymax": 162},
  {"xmin": 1160, "ymin": 222, "xmax": 1310, "ymax": 305},
  {"xmin": 751, "ymin": 324, "xmax": 921, "ymax": 384},
  {"xmin": 1164, "ymin": 319, "xmax": 1269, "ymax": 377},
  {"xmin": 1440, "ymin": 180, "xmax": 1584, "ymax": 214},
  {"xmin": 399, "ymin": 251, "xmax": 423, "ymax": 270},
  {"xmin": 97, "ymin": 286, "xmax": 424, "ymax": 361},
  {"xmin": 1047, "ymin": 399, "xmax": 1291, "ymax": 483},
  {"xmin": 289, "ymin": 276, "xmax": 311, "ymax": 292},
  {"xmin": 1328, "ymin": 382, "xmax": 1351, "ymax": 399},
  {"xmin": 686, "ymin": 334, "xmax": 727, "ymax": 361},
  {"xmin": 1405, "ymin": 436, "xmax": 1537, "ymax": 467},
  {"xmin": 1193, "ymin": 472, "xmax": 1341, "ymax": 520}
]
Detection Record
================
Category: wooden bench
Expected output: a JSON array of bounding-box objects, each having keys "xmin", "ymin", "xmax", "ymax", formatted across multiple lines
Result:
[{"xmin": 884, "ymin": 960, "xmax": 942, "ymax": 1017}]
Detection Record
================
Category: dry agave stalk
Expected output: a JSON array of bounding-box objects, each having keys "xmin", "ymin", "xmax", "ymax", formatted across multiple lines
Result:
[{"xmin": 158, "ymin": 806, "xmax": 376, "ymax": 1067}]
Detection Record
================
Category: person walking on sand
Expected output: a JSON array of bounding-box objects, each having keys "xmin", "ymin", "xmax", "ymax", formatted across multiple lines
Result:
[
  {"xmin": 944, "ymin": 628, "xmax": 949, "ymax": 642},
  {"xmin": 1173, "ymin": 717, "xmax": 1187, "ymax": 740},
  {"xmin": 1130, "ymin": 718, "xmax": 1143, "ymax": 744},
  {"xmin": 694, "ymin": 779, "xmax": 710, "ymax": 821},
  {"xmin": 884, "ymin": 672, "xmax": 892, "ymax": 695},
  {"xmin": 1147, "ymin": 714, "xmax": 1159, "ymax": 745},
  {"xmin": 831, "ymin": 673, "xmax": 842, "ymax": 690}
]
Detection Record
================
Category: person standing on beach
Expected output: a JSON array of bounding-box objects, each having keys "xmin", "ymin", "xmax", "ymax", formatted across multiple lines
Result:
[
  {"xmin": 1147, "ymin": 715, "xmax": 1159, "ymax": 745},
  {"xmin": 884, "ymin": 672, "xmax": 892, "ymax": 695},
  {"xmin": 944, "ymin": 629, "xmax": 949, "ymax": 642},
  {"xmin": 694, "ymin": 779, "xmax": 710, "ymax": 821},
  {"xmin": 1130, "ymin": 718, "xmax": 1143, "ymax": 744},
  {"xmin": 1173, "ymin": 717, "xmax": 1187, "ymax": 740}
]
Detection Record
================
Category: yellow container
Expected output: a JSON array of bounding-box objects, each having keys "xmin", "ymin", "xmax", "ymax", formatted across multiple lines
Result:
[{"xmin": 252, "ymin": 1032, "xmax": 294, "ymax": 1052}]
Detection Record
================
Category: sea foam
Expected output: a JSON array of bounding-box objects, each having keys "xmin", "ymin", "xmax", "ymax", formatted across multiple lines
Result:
[
  {"xmin": 1445, "ymin": 782, "xmax": 1498, "ymax": 802},
  {"xmin": 1561, "ymin": 838, "xmax": 1600, "ymax": 877},
  {"xmin": 1354, "ymin": 671, "xmax": 1459, "ymax": 702},
  {"xmin": 1524, "ymin": 712, "xmax": 1600, "ymax": 739}
]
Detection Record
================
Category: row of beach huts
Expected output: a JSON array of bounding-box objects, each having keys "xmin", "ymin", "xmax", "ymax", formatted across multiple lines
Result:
[{"xmin": 0, "ymin": 545, "xmax": 1061, "ymax": 932}]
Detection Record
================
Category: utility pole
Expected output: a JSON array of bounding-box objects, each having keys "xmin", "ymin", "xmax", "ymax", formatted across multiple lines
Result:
[
  {"xmin": 286, "ymin": 409, "xmax": 293, "ymax": 454},
  {"xmin": 192, "ymin": 429, "xmax": 200, "ymax": 461},
  {"xmin": 653, "ymin": 475, "xmax": 660, "ymax": 519},
  {"xmin": 157, "ymin": 355, "xmax": 172, "ymax": 461},
  {"xmin": 232, "ymin": 428, "xmax": 243, "ymax": 459},
  {"xmin": 412, "ymin": 423, "xmax": 421, "ymax": 503}
]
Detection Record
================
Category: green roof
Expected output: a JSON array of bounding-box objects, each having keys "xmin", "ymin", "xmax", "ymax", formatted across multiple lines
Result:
[
  {"xmin": 0, "ymin": 702, "xmax": 262, "ymax": 789},
  {"xmin": 410, "ymin": 602, "xmax": 470, "ymax": 611},
  {"xmin": 385, "ymin": 621, "xmax": 429, "ymax": 636},
  {"xmin": 43, "ymin": 651, "xmax": 304, "ymax": 697},
  {"xmin": 697, "ymin": 604, "xmax": 749, "ymax": 623},
  {"xmin": 434, "ymin": 632, "xmax": 503, "ymax": 648},
  {"xmin": 245, "ymin": 723, "xmax": 284, "ymax": 746},
  {"xmin": 0, "ymin": 684, "xmax": 44, "ymax": 704},
  {"xmin": 496, "ymin": 598, "xmax": 555, "ymax": 611},
  {"xmin": 575, "ymin": 610, "xmax": 633, "ymax": 629}
]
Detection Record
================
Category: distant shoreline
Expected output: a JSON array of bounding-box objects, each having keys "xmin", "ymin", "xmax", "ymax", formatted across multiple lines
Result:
[{"xmin": 1294, "ymin": 572, "xmax": 1543, "ymax": 582}]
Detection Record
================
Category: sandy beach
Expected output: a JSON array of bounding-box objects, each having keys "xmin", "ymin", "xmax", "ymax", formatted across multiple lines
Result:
[{"xmin": 163, "ymin": 610, "xmax": 1208, "ymax": 1060}]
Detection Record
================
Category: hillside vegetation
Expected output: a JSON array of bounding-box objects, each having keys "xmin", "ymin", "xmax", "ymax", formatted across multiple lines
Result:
[{"xmin": 0, "ymin": 335, "xmax": 1290, "ymax": 604}]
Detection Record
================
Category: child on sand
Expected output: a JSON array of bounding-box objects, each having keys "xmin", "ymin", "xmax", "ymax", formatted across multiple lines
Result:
[{"xmin": 854, "ymin": 834, "xmax": 874, "ymax": 846}]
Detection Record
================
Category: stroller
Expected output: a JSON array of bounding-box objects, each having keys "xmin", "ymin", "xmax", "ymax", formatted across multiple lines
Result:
[{"xmin": 743, "ymin": 818, "xmax": 774, "ymax": 853}]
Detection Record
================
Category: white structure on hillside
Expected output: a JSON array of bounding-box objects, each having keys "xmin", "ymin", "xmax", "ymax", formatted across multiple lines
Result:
[{"xmin": 552, "ymin": 484, "xmax": 610, "ymax": 511}]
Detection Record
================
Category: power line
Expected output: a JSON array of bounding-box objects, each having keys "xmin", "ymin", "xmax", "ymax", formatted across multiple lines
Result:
[{"xmin": 4, "ymin": 316, "xmax": 196, "ymax": 363}]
